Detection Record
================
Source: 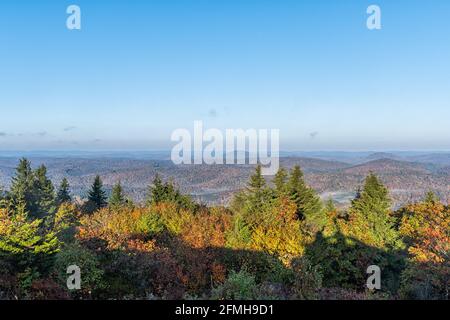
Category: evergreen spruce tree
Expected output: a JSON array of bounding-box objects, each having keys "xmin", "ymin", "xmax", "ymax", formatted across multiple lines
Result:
[
  {"xmin": 424, "ymin": 190, "xmax": 439, "ymax": 204},
  {"xmin": 146, "ymin": 174, "xmax": 165, "ymax": 205},
  {"xmin": 273, "ymin": 167, "xmax": 288, "ymax": 195},
  {"xmin": 324, "ymin": 198, "xmax": 337, "ymax": 214},
  {"xmin": 146, "ymin": 174, "xmax": 196, "ymax": 210},
  {"xmin": 56, "ymin": 178, "xmax": 72, "ymax": 205},
  {"xmin": 287, "ymin": 165, "xmax": 322, "ymax": 221},
  {"xmin": 88, "ymin": 175, "xmax": 107, "ymax": 210},
  {"xmin": 9, "ymin": 158, "xmax": 36, "ymax": 213},
  {"xmin": 109, "ymin": 181, "xmax": 125, "ymax": 208},
  {"xmin": 248, "ymin": 164, "xmax": 266, "ymax": 192},
  {"xmin": 339, "ymin": 173, "xmax": 406, "ymax": 292},
  {"xmin": 33, "ymin": 165, "xmax": 56, "ymax": 217},
  {"xmin": 348, "ymin": 173, "xmax": 401, "ymax": 249},
  {"xmin": 246, "ymin": 165, "xmax": 269, "ymax": 211},
  {"xmin": 10, "ymin": 160, "xmax": 57, "ymax": 218},
  {"xmin": 0, "ymin": 203, "xmax": 60, "ymax": 270},
  {"xmin": 238, "ymin": 165, "xmax": 280, "ymax": 233}
]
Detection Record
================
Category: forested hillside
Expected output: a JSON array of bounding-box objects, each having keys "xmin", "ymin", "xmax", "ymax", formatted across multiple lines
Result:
[
  {"xmin": 0, "ymin": 158, "xmax": 448, "ymax": 300},
  {"xmin": 0, "ymin": 155, "xmax": 448, "ymax": 207}
]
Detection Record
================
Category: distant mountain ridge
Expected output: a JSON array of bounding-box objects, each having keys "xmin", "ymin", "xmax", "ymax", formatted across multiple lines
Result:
[
  {"xmin": 364, "ymin": 152, "xmax": 403, "ymax": 161},
  {"xmin": 0, "ymin": 152, "xmax": 449, "ymax": 207}
]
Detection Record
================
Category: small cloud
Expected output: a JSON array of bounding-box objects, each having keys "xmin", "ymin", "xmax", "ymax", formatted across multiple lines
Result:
[
  {"xmin": 0, "ymin": 132, "xmax": 7, "ymax": 137},
  {"xmin": 309, "ymin": 131, "xmax": 319, "ymax": 139},
  {"xmin": 64, "ymin": 126, "xmax": 77, "ymax": 132},
  {"xmin": 208, "ymin": 109, "xmax": 218, "ymax": 118},
  {"xmin": 36, "ymin": 131, "xmax": 47, "ymax": 137}
]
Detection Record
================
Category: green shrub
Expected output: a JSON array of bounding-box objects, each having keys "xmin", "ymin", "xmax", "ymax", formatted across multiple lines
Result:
[
  {"xmin": 53, "ymin": 242, "xmax": 104, "ymax": 298},
  {"xmin": 211, "ymin": 270, "xmax": 258, "ymax": 300},
  {"xmin": 290, "ymin": 257, "xmax": 322, "ymax": 299},
  {"xmin": 136, "ymin": 210, "xmax": 165, "ymax": 236}
]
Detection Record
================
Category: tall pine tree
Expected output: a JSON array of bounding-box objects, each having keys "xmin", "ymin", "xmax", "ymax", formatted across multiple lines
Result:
[
  {"xmin": 56, "ymin": 178, "xmax": 72, "ymax": 205},
  {"xmin": 109, "ymin": 181, "xmax": 125, "ymax": 208},
  {"xmin": 9, "ymin": 160, "xmax": 57, "ymax": 218},
  {"xmin": 10, "ymin": 158, "xmax": 35, "ymax": 214},
  {"xmin": 0, "ymin": 203, "xmax": 60, "ymax": 271},
  {"xmin": 146, "ymin": 174, "xmax": 196, "ymax": 210},
  {"xmin": 88, "ymin": 175, "xmax": 107, "ymax": 211},
  {"xmin": 146, "ymin": 174, "xmax": 165, "ymax": 205},
  {"xmin": 33, "ymin": 165, "xmax": 56, "ymax": 218},
  {"xmin": 246, "ymin": 165, "xmax": 269, "ymax": 211},
  {"xmin": 347, "ymin": 173, "xmax": 401, "ymax": 249},
  {"xmin": 273, "ymin": 167, "xmax": 288, "ymax": 195},
  {"xmin": 287, "ymin": 165, "xmax": 322, "ymax": 221}
]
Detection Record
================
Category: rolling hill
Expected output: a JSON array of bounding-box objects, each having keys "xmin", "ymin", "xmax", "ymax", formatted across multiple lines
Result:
[{"xmin": 0, "ymin": 154, "xmax": 448, "ymax": 208}]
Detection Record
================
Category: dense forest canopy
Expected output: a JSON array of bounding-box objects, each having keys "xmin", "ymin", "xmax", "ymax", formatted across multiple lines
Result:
[{"xmin": 0, "ymin": 158, "xmax": 448, "ymax": 300}]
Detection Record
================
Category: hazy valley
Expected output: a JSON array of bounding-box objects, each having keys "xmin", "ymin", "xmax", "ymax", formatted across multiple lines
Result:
[{"xmin": 0, "ymin": 151, "xmax": 448, "ymax": 208}]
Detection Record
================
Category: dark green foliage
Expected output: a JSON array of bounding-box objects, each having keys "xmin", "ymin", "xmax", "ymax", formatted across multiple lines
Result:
[
  {"xmin": 9, "ymin": 159, "xmax": 56, "ymax": 219},
  {"xmin": 307, "ymin": 173, "xmax": 405, "ymax": 294},
  {"xmin": 146, "ymin": 174, "xmax": 165, "ymax": 205},
  {"xmin": 211, "ymin": 269, "xmax": 259, "ymax": 300},
  {"xmin": 146, "ymin": 174, "xmax": 196, "ymax": 210},
  {"xmin": 33, "ymin": 165, "xmax": 56, "ymax": 218},
  {"xmin": 244, "ymin": 165, "xmax": 272, "ymax": 214},
  {"xmin": 350, "ymin": 173, "xmax": 391, "ymax": 217},
  {"xmin": 287, "ymin": 165, "xmax": 324, "ymax": 226},
  {"xmin": 306, "ymin": 231, "xmax": 404, "ymax": 293},
  {"xmin": 109, "ymin": 181, "xmax": 126, "ymax": 208},
  {"xmin": 56, "ymin": 178, "xmax": 72, "ymax": 205},
  {"xmin": 273, "ymin": 167, "xmax": 288, "ymax": 195},
  {"xmin": 53, "ymin": 242, "xmax": 104, "ymax": 298},
  {"xmin": 9, "ymin": 158, "xmax": 35, "ymax": 213},
  {"xmin": 0, "ymin": 158, "xmax": 447, "ymax": 300},
  {"xmin": 290, "ymin": 257, "xmax": 323, "ymax": 299},
  {"xmin": 88, "ymin": 175, "xmax": 107, "ymax": 211},
  {"xmin": 248, "ymin": 165, "xmax": 266, "ymax": 192}
]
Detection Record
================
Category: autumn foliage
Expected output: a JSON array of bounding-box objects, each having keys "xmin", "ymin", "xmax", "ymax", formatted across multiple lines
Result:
[{"xmin": 0, "ymin": 159, "xmax": 448, "ymax": 300}]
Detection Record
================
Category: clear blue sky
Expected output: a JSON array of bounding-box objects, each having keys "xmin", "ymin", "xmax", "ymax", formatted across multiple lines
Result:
[{"xmin": 1, "ymin": 0, "xmax": 449, "ymax": 151}]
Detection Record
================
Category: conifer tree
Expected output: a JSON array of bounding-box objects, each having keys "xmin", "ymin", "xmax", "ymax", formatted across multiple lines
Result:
[
  {"xmin": 0, "ymin": 203, "xmax": 60, "ymax": 269},
  {"xmin": 109, "ymin": 181, "xmax": 126, "ymax": 208},
  {"xmin": 33, "ymin": 165, "xmax": 56, "ymax": 217},
  {"xmin": 424, "ymin": 190, "xmax": 439, "ymax": 204},
  {"xmin": 56, "ymin": 178, "xmax": 72, "ymax": 205},
  {"xmin": 248, "ymin": 164, "xmax": 266, "ymax": 192},
  {"xmin": 273, "ymin": 167, "xmax": 288, "ymax": 195},
  {"xmin": 146, "ymin": 174, "xmax": 165, "ymax": 205},
  {"xmin": 146, "ymin": 174, "xmax": 196, "ymax": 210},
  {"xmin": 9, "ymin": 158, "xmax": 35, "ymax": 213},
  {"xmin": 245, "ymin": 165, "xmax": 270, "ymax": 212},
  {"xmin": 88, "ymin": 175, "xmax": 107, "ymax": 210},
  {"xmin": 10, "ymin": 160, "xmax": 56, "ymax": 218},
  {"xmin": 287, "ymin": 165, "xmax": 322, "ymax": 221},
  {"xmin": 348, "ymin": 173, "xmax": 401, "ymax": 249}
]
